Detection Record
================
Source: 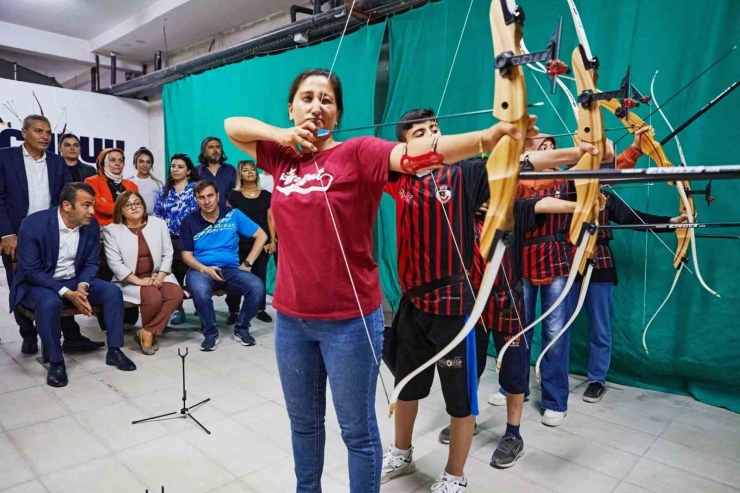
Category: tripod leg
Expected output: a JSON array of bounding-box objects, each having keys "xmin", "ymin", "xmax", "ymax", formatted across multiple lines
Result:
[
  {"xmin": 187, "ymin": 412, "xmax": 211, "ymax": 434},
  {"xmin": 186, "ymin": 397, "xmax": 211, "ymax": 412},
  {"xmin": 132, "ymin": 410, "xmax": 178, "ymax": 424}
]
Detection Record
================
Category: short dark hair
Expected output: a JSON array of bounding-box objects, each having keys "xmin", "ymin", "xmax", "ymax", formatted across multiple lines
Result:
[
  {"xmin": 396, "ymin": 108, "xmax": 437, "ymax": 142},
  {"xmin": 288, "ymin": 68, "xmax": 344, "ymax": 125},
  {"xmin": 193, "ymin": 180, "xmax": 218, "ymax": 197},
  {"xmin": 60, "ymin": 182, "xmax": 95, "ymax": 207},
  {"xmin": 198, "ymin": 137, "xmax": 228, "ymax": 166},
  {"xmin": 133, "ymin": 147, "xmax": 154, "ymax": 167},
  {"xmin": 22, "ymin": 114, "xmax": 51, "ymax": 131},
  {"xmin": 59, "ymin": 133, "xmax": 79, "ymax": 146}
]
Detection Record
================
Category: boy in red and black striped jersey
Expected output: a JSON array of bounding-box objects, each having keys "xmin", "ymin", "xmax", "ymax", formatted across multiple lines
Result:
[{"xmin": 381, "ymin": 110, "xmax": 599, "ymax": 489}]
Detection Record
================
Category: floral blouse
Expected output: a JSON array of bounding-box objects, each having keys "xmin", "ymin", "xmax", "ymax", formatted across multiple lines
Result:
[{"xmin": 153, "ymin": 182, "xmax": 199, "ymax": 236}]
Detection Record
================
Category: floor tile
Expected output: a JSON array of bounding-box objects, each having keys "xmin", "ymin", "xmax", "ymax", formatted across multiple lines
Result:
[
  {"xmin": 644, "ymin": 438, "xmax": 740, "ymax": 489},
  {"xmin": 661, "ymin": 418, "xmax": 740, "ymax": 462},
  {"xmin": 72, "ymin": 400, "xmax": 170, "ymax": 452},
  {"xmin": 43, "ymin": 374, "xmax": 124, "ymax": 413},
  {"xmin": 184, "ymin": 375, "xmax": 268, "ymax": 415},
  {"xmin": 7, "ymin": 415, "xmax": 108, "ymax": 476},
  {"xmin": 555, "ymin": 409, "xmax": 658, "ymax": 456},
  {"xmin": 499, "ymin": 448, "xmax": 619, "ymax": 493},
  {"xmin": 521, "ymin": 416, "xmax": 640, "ymax": 479},
  {"xmin": 0, "ymin": 480, "xmax": 49, "ymax": 493},
  {"xmin": 206, "ymin": 481, "xmax": 257, "ymax": 493},
  {"xmin": 624, "ymin": 458, "xmax": 738, "ymax": 493},
  {"xmin": 179, "ymin": 416, "xmax": 288, "ymax": 477},
  {"xmin": 128, "ymin": 387, "xmax": 225, "ymax": 432},
  {"xmin": 96, "ymin": 366, "xmax": 175, "ymax": 399},
  {"xmin": 0, "ymin": 386, "xmax": 68, "ymax": 431},
  {"xmin": 0, "ymin": 346, "xmax": 14, "ymax": 366},
  {"xmin": 39, "ymin": 456, "xmax": 146, "ymax": 493},
  {"xmin": 116, "ymin": 434, "xmax": 234, "ymax": 493},
  {"xmin": 223, "ymin": 365, "xmax": 284, "ymax": 401},
  {"xmin": 612, "ymin": 483, "xmax": 654, "ymax": 493},
  {"xmin": 0, "ymin": 363, "xmax": 37, "ymax": 394},
  {"xmin": 682, "ymin": 399, "xmax": 740, "ymax": 422},
  {"xmin": 230, "ymin": 401, "xmax": 300, "ymax": 452},
  {"xmin": 0, "ymin": 433, "xmax": 36, "ymax": 490},
  {"xmin": 242, "ymin": 457, "xmax": 347, "ymax": 493}
]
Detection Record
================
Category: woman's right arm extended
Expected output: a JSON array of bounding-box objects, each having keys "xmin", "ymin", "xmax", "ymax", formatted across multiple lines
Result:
[{"xmin": 225, "ymin": 117, "xmax": 297, "ymax": 158}]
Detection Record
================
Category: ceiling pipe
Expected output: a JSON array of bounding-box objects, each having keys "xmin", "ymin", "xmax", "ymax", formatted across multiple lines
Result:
[{"xmin": 102, "ymin": 0, "xmax": 433, "ymax": 98}]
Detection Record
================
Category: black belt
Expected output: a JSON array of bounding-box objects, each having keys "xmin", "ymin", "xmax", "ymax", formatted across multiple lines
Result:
[
  {"xmin": 402, "ymin": 272, "xmax": 468, "ymax": 300},
  {"xmin": 523, "ymin": 233, "xmax": 567, "ymax": 246}
]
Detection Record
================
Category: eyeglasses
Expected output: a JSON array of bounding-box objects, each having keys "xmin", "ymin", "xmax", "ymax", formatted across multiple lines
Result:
[{"xmin": 123, "ymin": 201, "xmax": 143, "ymax": 210}]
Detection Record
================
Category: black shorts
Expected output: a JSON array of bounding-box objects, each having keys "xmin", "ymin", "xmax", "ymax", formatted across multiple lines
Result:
[
  {"xmin": 490, "ymin": 329, "xmax": 529, "ymax": 395},
  {"xmin": 391, "ymin": 299, "xmax": 480, "ymax": 418}
]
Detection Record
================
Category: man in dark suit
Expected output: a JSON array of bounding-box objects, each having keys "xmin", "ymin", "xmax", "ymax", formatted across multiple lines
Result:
[
  {"xmin": 0, "ymin": 115, "xmax": 102, "ymax": 354},
  {"xmin": 10, "ymin": 183, "xmax": 136, "ymax": 387}
]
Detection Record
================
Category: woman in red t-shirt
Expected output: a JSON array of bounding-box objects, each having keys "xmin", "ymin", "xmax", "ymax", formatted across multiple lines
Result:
[{"xmin": 225, "ymin": 68, "xmax": 535, "ymax": 493}]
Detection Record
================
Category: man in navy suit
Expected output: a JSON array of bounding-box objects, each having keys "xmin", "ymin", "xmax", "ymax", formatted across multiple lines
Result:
[
  {"xmin": 11, "ymin": 182, "xmax": 136, "ymax": 387},
  {"xmin": 0, "ymin": 115, "xmax": 102, "ymax": 355}
]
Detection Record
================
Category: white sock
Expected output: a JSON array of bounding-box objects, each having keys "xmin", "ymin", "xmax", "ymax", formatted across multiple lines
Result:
[
  {"xmin": 390, "ymin": 444, "xmax": 411, "ymax": 457},
  {"xmin": 441, "ymin": 471, "xmax": 465, "ymax": 483}
]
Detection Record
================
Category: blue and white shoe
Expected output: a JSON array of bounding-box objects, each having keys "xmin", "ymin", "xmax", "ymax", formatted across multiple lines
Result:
[
  {"xmin": 234, "ymin": 328, "xmax": 256, "ymax": 346},
  {"xmin": 200, "ymin": 334, "xmax": 219, "ymax": 351},
  {"xmin": 169, "ymin": 309, "xmax": 186, "ymax": 326}
]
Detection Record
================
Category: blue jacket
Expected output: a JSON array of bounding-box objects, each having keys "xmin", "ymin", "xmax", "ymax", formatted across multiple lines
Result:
[
  {"xmin": 196, "ymin": 163, "xmax": 236, "ymax": 207},
  {"xmin": 0, "ymin": 145, "xmax": 72, "ymax": 238},
  {"xmin": 10, "ymin": 207, "xmax": 100, "ymax": 310}
]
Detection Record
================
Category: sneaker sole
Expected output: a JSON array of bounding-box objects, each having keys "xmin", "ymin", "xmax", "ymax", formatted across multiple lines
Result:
[
  {"xmin": 583, "ymin": 393, "xmax": 605, "ymax": 403},
  {"xmin": 233, "ymin": 335, "xmax": 256, "ymax": 347},
  {"xmin": 541, "ymin": 412, "xmax": 567, "ymax": 427},
  {"xmin": 200, "ymin": 338, "xmax": 220, "ymax": 351},
  {"xmin": 438, "ymin": 435, "xmax": 450, "ymax": 445},
  {"xmin": 490, "ymin": 449, "xmax": 524, "ymax": 469},
  {"xmin": 380, "ymin": 462, "xmax": 415, "ymax": 485}
]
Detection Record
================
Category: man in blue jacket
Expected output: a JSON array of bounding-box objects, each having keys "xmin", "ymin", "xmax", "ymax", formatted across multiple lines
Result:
[
  {"xmin": 0, "ymin": 115, "xmax": 102, "ymax": 354},
  {"xmin": 10, "ymin": 182, "xmax": 136, "ymax": 387}
]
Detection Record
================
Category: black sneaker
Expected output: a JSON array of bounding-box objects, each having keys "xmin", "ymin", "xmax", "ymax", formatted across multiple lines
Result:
[
  {"xmin": 437, "ymin": 423, "xmax": 479, "ymax": 444},
  {"xmin": 225, "ymin": 312, "xmax": 238, "ymax": 325},
  {"xmin": 234, "ymin": 328, "xmax": 256, "ymax": 346},
  {"xmin": 583, "ymin": 382, "xmax": 606, "ymax": 403},
  {"xmin": 490, "ymin": 434, "xmax": 524, "ymax": 469},
  {"xmin": 255, "ymin": 310, "xmax": 273, "ymax": 323}
]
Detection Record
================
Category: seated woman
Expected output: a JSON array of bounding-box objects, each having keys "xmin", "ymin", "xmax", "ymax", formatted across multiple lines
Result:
[
  {"xmin": 153, "ymin": 154, "xmax": 199, "ymax": 325},
  {"xmin": 103, "ymin": 191, "xmax": 184, "ymax": 354},
  {"xmin": 85, "ymin": 148, "xmax": 139, "ymax": 227}
]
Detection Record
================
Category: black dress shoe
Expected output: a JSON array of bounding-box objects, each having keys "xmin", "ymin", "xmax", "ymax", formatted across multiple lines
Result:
[
  {"xmin": 225, "ymin": 312, "xmax": 238, "ymax": 325},
  {"xmin": 21, "ymin": 337, "xmax": 39, "ymax": 355},
  {"xmin": 105, "ymin": 348, "xmax": 137, "ymax": 371},
  {"xmin": 256, "ymin": 310, "xmax": 273, "ymax": 323},
  {"xmin": 47, "ymin": 362, "xmax": 68, "ymax": 387},
  {"xmin": 62, "ymin": 336, "xmax": 105, "ymax": 353}
]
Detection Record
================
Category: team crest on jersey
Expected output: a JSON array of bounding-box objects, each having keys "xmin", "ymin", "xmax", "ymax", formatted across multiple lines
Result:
[{"xmin": 436, "ymin": 185, "xmax": 452, "ymax": 204}]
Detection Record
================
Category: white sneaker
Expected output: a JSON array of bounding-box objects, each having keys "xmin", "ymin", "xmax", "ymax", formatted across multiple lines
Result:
[
  {"xmin": 431, "ymin": 471, "xmax": 470, "ymax": 492},
  {"xmin": 381, "ymin": 446, "xmax": 415, "ymax": 484},
  {"xmin": 487, "ymin": 391, "xmax": 506, "ymax": 406},
  {"xmin": 542, "ymin": 410, "xmax": 567, "ymax": 427}
]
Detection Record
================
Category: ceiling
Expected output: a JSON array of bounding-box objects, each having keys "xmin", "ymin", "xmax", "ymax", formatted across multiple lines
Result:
[{"xmin": 0, "ymin": 0, "xmax": 302, "ymax": 83}]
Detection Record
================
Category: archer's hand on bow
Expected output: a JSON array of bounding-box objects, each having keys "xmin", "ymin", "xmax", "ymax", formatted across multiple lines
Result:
[
  {"xmin": 631, "ymin": 125, "xmax": 653, "ymax": 152},
  {"xmin": 671, "ymin": 214, "xmax": 690, "ymax": 224}
]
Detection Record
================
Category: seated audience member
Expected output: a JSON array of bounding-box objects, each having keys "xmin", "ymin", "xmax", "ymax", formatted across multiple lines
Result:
[
  {"xmin": 153, "ymin": 154, "xmax": 199, "ymax": 325},
  {"xmin": 10, "ymin": 183, "xmax": 136, "ymax": 387},
  {"xmin": 127, "ymin": 147, "xmax": 163, "ymax": 213},
  {"xmin": 196, "ymin": 136, "xmax": 235, "ymax": 207},
  {"xmin": 104, "ymin": 192, "xmax": 183, "ymax": 355},
  {"xmin": 225, "ymin": 160, "xmax": 275, "ymax": 324},
  {"xmin": 59, "ymin": 133, "xmax": 97, "ymax": 182},
  {"xmin": 85, "ymin": 148, "xmax": 138, "ymax": 227},
  {"xmin": 179, "ymin": 180, "xmax": 267, "ymax": 351}
]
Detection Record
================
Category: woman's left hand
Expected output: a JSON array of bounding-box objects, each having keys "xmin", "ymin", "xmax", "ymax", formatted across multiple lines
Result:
[
  {"xmin": 153, "ymin": 272, "xmax": 166, "ymax": 287},
  {"xmin": 265, "ymin": 242, "xmax": 276, "ymax": 254}
]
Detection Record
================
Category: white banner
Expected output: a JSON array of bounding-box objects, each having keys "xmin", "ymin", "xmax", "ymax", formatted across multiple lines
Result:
[{"xmin": 0, "ymin": 78, "xmax": 149, "ymax": 177}]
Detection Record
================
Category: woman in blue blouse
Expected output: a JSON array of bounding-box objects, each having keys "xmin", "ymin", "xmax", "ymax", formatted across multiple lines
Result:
[{"xmin": 153, "ymin": 154, "xmax": 198, "ymax": 325}]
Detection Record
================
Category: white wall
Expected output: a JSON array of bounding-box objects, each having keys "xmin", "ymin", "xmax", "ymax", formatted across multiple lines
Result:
[
  {"xmin": 147, "ymin": 93, "xmax": 166, "ymax": 183},
  {"xmin": 0, "ymin": 78, "xmax": 149, "ymax": 178}
]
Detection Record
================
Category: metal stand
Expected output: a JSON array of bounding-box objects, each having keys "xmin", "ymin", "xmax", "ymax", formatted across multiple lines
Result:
[{"xmin": 132, "ymin": 348, "xmax": 211, "ymax": 434}]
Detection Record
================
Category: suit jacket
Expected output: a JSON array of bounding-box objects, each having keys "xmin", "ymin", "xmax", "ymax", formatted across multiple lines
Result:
[
  {"xmin": 0, "ymin": 145, "xmax": 72, "ymax": 238},
  {"xmin": 10, "ymin": 207, "xmax": 100, "ymax": 310},
  {"xmin": 103, "ymin": 216, "xmax": 180, "ymax": 304},
  {"xmin": 84, "ymin": 174, "xmax": 139, "ymax": 227},
  {"xmin": 71, "ymin": 160, "xmax": 98, "ymax": 182}
]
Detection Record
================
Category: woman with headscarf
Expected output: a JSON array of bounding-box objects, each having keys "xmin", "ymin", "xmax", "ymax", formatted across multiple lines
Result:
[{"xmin": 85, "ymin": 148, "xmax": 139, "ymax": 227}]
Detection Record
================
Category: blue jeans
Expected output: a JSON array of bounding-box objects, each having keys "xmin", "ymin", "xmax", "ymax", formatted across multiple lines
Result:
[
  {"xmin": 186, "ymin": 267, "xmax": 264, "ymax": 337},
  {"xmin": 583, "ymin": 282, "xmax": 614, "ymax": 384},
  {"xmin": 523, "ymin": 277, "xmax": 576, "ymax": 412},
  {"xmin": 275, "ymin": 308, "xmax": 384, "ymax": 493},
  {"xmin": 20, "ymin": 279, "xmax": 124, "ymax": 363}
]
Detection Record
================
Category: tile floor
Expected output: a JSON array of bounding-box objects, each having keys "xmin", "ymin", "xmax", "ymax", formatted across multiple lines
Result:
[{"xmin": 0, "ymin": 280, "xmax": 738, "ymax": 493}]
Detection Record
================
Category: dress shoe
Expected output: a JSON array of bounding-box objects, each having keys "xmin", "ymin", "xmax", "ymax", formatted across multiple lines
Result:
[
  {"xmin": 62, "ymin": 336, "xmax": 105, "ymax": 353},
  {"xmin": 21, "ymin": 337, "xmax": 39, "ymax": 355},
  {"xmin": 256, "ymin": 310, "xmax": 273, "ymax": 323},
  {"xmin": 105, "ymin": 348, "xmax": 137, "ymax": 371},
  {"xmin": 47, "ymin": 362, "xmax": 68, "ymax": 387},
  {"xmin": 225, "ymin": 312, "xmax": 238, "ymax": 325},
  {"xmin": 134, "ymin": 330, "xmax": 156, "ymax": 356}
]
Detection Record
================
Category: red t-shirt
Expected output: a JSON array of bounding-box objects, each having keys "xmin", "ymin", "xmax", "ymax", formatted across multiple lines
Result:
[{"xmin": 257, "ymin": 137, "xmax": 397, "ymax": 319}]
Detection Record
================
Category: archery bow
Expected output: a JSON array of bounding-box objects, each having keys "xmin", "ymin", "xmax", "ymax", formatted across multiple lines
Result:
[{"xmin": 389, "ymin": 0, "xmax": 565, "ymax": 416}]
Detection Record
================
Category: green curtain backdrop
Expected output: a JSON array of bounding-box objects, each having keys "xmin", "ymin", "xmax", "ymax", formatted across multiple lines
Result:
[
  {"xmin": 381, "ymin": 0, "xmax": 740, "ymax": 412},
  {"xmin": 163, "ymin": 22, "xmax": 387, "ymax": 295},
  {"xmin": 162, "ymin": 0, "xmax": 740, "ymax": 412}
]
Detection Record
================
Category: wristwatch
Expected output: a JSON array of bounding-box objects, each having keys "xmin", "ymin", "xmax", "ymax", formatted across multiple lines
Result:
[{"xmin": 243, "ymin": 260, "xmax": 252, "ymax": 268}]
